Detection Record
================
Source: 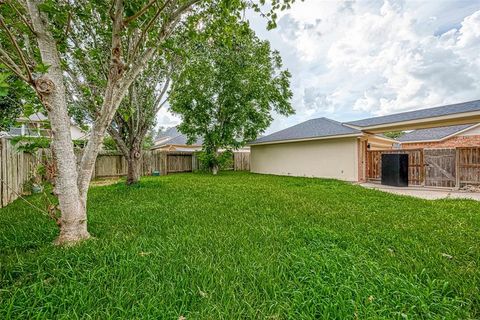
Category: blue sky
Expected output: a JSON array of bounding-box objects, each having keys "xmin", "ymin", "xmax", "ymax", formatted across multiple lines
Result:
[{"xmin": 157, "ymin": 0, "xmax": 480, "ymax": 134}]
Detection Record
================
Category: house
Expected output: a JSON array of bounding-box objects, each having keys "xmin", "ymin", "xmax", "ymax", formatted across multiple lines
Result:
[
  {"xmin": 152, "ymin": 127, "xmax": 250, "ymax": 152},
  {"xmin": 249, "ymin": 99, "xmax": 480, "ymax": 182},
  {"xmin": 152, "ymin": 127, "xmax": 203, "ymax": 151},
  {"xmin": 4, "ymin": 113, "xmax": 87, "ymax": 140},
  {"xmin": 398, "ymin": 123, "xmax": 480, "ymax": 149},
  {"xmin": 249, "ymin": 117, "xmax": 397, "ymax": 181}
]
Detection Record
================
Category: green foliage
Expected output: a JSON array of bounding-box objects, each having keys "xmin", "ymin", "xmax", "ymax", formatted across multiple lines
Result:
[
  {"xmin": 0, "ymin": 73, "xmax": 10, "ymax": 97},
  {"xmin": 73, "ymin": 139, "xmax": 88, "ymax": 149},
  {"xmin": 0, "ymin": 172, "xmax": 479, "ymax": 318},
  {"xmin": 142, "ymin": 131, "xmax": 155, "ymax": 150},
  {"xmin": 102, "ymin": 137, "xmax": 118, "ymax": 151},
  {"xmin": 10, "ymin": 136, "xmax": 51, "ymax": 153},
  {"xmin": 1, "ymin": 0, "xmax": 297, "ymax": 135},
  {"xmin": 383, "ymin": 131, "xmax": 405, "ymax": 139},
  {"xmin": 170, "ymin": 17, "xmax": 294, "ymax": 171},
  {"xmin": 0, "ymin": 92, "xmax": 21, "ymax": 131},
  {"xmin": 197, "ymin": 150, "xmax": 233, "ymax": 171},
  {"xmin": 0, "ymin": 74, "xmax": 40, "ymax": 131}
]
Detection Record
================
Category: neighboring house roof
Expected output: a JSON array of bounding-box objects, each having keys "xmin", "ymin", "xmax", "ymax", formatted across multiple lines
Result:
[
  {"xmin": 250, "ymin": 117, "xmax": 362, "ymax": 145},
  {"xmin": 397, "ymin": 123, "xmax": 478, "ymax": 142},
  {"xmin": 17, "ymin": 112, "xmax": 49, "ymax": 122},
  {"xmin": 156, "ymin": 127, "xmax": 181, "ymax": 140},
  {"xmin": 158, "ymin": 134, "xmax": 204, "ymax": 146},
  {"xmin": 347, "ymin": 99, "xmax": 480, "ymax": 128},
  {"xmin": 154, "ymin": 127, "xmax": 203, "ymax": 148}
]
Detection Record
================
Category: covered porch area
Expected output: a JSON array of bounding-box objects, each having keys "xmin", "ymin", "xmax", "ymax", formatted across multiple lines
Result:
[{"xmin": 354, "ymin": 100, "xmax": 480, "ymax": 188}]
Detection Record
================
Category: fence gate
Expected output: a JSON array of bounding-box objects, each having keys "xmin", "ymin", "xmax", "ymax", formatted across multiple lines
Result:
[
  {"xmin": 367, "ymin": 149, "xmax": 424, "ymax": 185},
  {"xmin": 424, "ymin": 148, "xmax": 456, "ymax": 188},
  {"xmin": 457, "ymin": 147, "xmax": 480, "ymax": 186}
]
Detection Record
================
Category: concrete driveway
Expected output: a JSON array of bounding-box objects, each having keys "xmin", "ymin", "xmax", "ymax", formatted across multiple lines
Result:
[{"xmin": 360, "ymin": 183, "xmax": 480, "ymax": 201}]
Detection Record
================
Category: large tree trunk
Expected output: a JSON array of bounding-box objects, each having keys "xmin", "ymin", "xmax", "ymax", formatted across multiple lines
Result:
[
  {"xmin": 27, "ymin": 0, "xmax": 90, "ymax": 244},
  {"xmin": 126, "ymin": 146, "xmax": 142, "ymax": 185}
]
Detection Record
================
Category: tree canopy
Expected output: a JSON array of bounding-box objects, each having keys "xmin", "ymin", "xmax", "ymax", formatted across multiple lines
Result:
[
  {"xmin": 0, "ymin": 0, "xmax": 299, "ymax": 244},
  {"xmin": 169, "ymin": 17, "xmax": 294, "ymax": 173}
]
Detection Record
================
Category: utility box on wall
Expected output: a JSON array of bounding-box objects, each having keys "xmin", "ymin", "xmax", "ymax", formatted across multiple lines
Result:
[{"xmin": 381, "ymin": 154, "xmax": 409, "ymax": 187}]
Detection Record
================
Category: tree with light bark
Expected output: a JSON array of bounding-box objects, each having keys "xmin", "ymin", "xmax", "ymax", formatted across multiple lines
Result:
[
  {"xmin": 108, "ymin": 61, "xmax": 170, "ymax": 185},
  {"xmin": 170, "ymin": 18, "xmax": 293, "ymax": 174},
  {"xmin": 0, "ymin": 0, "xmax": 297, "ymax": 245}
]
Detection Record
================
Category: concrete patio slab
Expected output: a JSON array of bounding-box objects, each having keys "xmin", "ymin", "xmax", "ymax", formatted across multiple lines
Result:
[{"xmin": 360, "ymin": 183, "xmax": 480, "ymax": 201}]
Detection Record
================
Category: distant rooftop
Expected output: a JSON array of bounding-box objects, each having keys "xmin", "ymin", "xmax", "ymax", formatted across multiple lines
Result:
[
  {"xmin": 17, "ymin": 112, "xmax": 49, "ymax": 122},
  {"xmin": 156, "ymin": 127, "xmax": 181, "ymax": 140},
  {"xmin": 157, "ymin": 134, "xmax": 203, "ymax": 147},
  {"xmin": 154, "ymin": 127, "xmax": 203, "ymax": 147},
  {"xmin": 397, "ymin": 124, "xmax": 477, "ymax": 142},
  {"xmin": 250, "ymin": 117, "xmax": 361, "ymax": 144},
  {"xmin": 347, "ymin": 99, "xmax": 480, "ymax": 128}
]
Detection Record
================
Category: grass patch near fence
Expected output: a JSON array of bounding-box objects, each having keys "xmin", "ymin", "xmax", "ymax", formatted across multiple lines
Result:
[{"xmin": 1, "ymin": 172, "xmax": 479, "ymax": 319}]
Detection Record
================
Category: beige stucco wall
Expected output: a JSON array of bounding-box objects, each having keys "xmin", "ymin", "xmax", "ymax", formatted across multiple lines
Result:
[
  {"xmin": 250, "ymin": 137, "xmax": 359, "ymax": 181},
  {"xmin": 70, "ymin": 125, "xmax": 86, "ymax": 140}
]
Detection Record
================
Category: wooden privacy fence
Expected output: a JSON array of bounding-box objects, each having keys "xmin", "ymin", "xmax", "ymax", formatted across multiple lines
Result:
[
  {"xmin": 91, "ymin": 151, "xmax": 191, "ymax": 178},
  {"xmin": 457, "ymin": 147, "xmax": 480, "ymax": 186},
  {"xmin": 234, "ymin": 152, "xmax": 250, "ymax": 171},
  {"xmin": 367, "ymin": 147, "xmax": 480, "ymax": 187},
  {"xmin": 424, "ymin": 148, "xmax": 456, "ymax": 188},
  {"xmin": 0, "ymin": 139, "xmax": 250, "ymax": 207},
  {"xmin": 92, "ymin": 150, "xmax": 250, "ymax": 178},
  {"xmin": 0, "ymin": 138, "xmax": 40, "ymax": 208}
]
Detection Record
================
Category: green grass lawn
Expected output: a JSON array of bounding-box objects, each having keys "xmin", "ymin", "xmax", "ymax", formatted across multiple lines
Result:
[{"xmin": 1, "ymin": 172, "xmax": 479, "ymax": 319}]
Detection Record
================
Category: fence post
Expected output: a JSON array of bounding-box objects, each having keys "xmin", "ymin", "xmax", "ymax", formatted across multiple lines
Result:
[
  {"xmin": 159, "ymin": 152, "xmax": 167, "ymax": 175},
  {"xmin": 455, "ymin": 148, "xmax": 460, "ymax": 189},
  {"xmin": 192, "ymin": 153, "xmax": 198, "ymax": 171},
  {"xmin": 0, "ymin": 138, "xmax": 4, "ymax": 208},
  {"xmin": 1, "ymin": 138, "xmax": 8, "ymax": 207}
]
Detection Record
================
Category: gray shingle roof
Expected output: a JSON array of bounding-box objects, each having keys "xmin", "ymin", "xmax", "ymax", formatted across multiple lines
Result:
[
  {"xmin": 347, "ymin": 99, "xmax": 480, "ymax": 127},
  {"xmin": 156, "ymin": 127, "xmax": 180, "ymax": 140},
  {"xmin": 155, "ymin": 126, "xmax": 203, "ymax": 147},
  {"xmin": 158, "ymin": 134, "xmax": 203, "ymax": 146},
  {"xmin": 250, "ymin": 117, "xmax": 361, "ymax": 144},
  {"xmin": 397, "ymin": 124, "xmax": 476, "ymax": 142}
]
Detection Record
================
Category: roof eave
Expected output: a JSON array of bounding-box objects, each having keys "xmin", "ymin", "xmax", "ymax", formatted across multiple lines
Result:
[
  {"xmin": 366, "ymin": 134, "xmax": 399, "ymax": 144},
  {"xmin": 151, "ymin": 143, "xmax": 202, "ymax": 150},
  {"xmin": 400, "ymin": 123, "xmax": 480, "ymax": 144},
  {"xmin": 350, "ymin": 110, "xmax": 480, "ymax": 133},
  {"xmin": 249, "ymin": 132, "xmax": 363, "ymax": 146}
]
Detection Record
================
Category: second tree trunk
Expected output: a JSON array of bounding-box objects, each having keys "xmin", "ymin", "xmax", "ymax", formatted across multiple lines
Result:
[{"xmin": 127, "ymin": 147, "xmax": 142, "ymax": 185}]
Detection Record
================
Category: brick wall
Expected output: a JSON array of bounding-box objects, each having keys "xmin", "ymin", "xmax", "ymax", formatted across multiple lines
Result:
[{"xmin": 402, "ymin": 135, "xmax": 480, "ymax": 149}]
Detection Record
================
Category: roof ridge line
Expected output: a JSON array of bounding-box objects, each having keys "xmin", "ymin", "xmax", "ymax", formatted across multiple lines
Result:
[{"xmin": 347, "ymin": 99, "xmax": 480, "ymax": 126}]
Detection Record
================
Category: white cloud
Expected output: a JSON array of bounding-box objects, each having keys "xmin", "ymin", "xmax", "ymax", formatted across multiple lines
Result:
[
  {"xmin": 159, "ymin": 0, "xmax": 480, "ymax": 134},
  {"xmin": 156, "ymin": 106, "xmax": 181, "ymax": 129},
  {"xmin": 263, "ymin": 0, "xmax": 480, "ymax": 132}
]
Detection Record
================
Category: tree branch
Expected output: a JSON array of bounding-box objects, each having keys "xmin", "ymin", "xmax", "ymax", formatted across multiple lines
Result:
[
  {"xmin": 6, "ymin": 0, "xmax": 35, "ymax": 34},
  {"xmin": 123, "ymin": 0, "xmax": 159, "ymax": 25},
  {"xmin": 63, "ymin": 12, "xmax": 71, "ymax": 39},
  {"xmin": 107, "ymin": 126, "xmax": 130, "ymax": 157},
  {"xmin": 0, "ymin": 47, "xmax": 29, "ymax": 82},
  {"xmin": 129, "ymin": 0, "xmax": 172, "ymax": 61},
  {"xmin": 0, "ymin": 14, "xmax": 34, "ymax": 84},
  {"xmin": 154, "ymin": 77, "xmax": 170, "ymax": 113}
]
